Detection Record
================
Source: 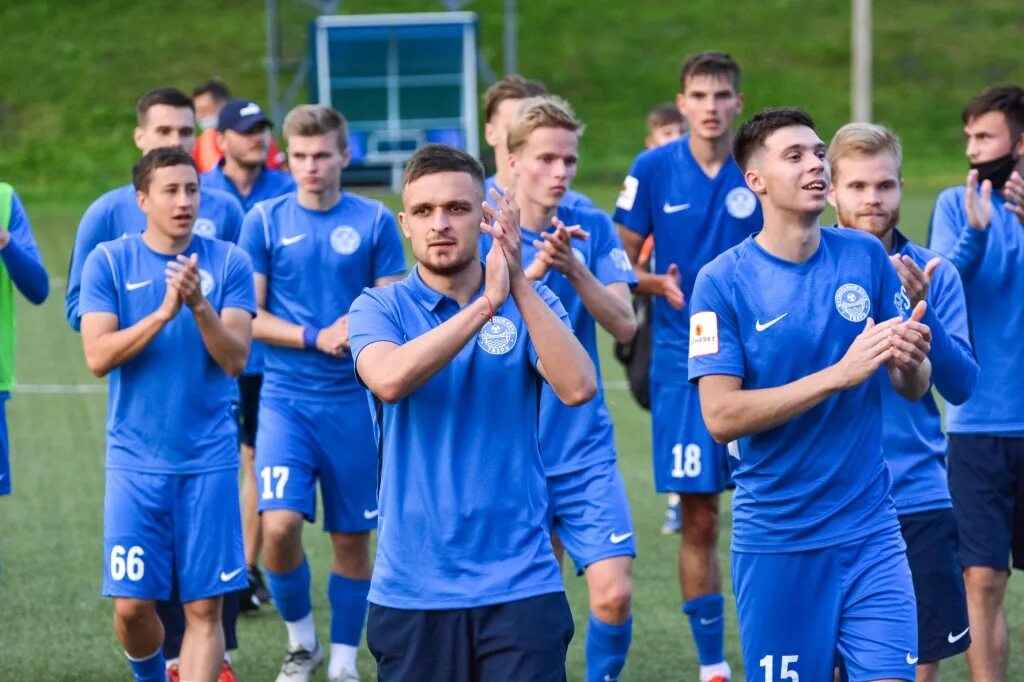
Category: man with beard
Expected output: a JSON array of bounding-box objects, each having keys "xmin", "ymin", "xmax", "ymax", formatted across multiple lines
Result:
[
  {"xmin": 928, "ymin": 84, "xmax": 1024, "ymax": 681},
  {"xmin": 829, "ymin": 122, "xmax": 977, "ymax": 681}
]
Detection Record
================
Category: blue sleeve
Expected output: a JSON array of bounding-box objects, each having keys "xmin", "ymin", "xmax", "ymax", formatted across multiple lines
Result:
[
  {"xmin": 611, "ymin": 152, "xmax": 653, "ymax": 237},
  {"xmin": 2, "ymin": 191, "xmax": 49, "ymax": 305},
  {"xmin": 527, "ymin": 282, "xmax": 572, "ymax": 369},
  {"xmin": 925, "ymin": 259, "xmax": 978, "ymax": 406},
  {"xmin": 79, "ymin": 246, "xmax": 119, "ymax": 318},
  {"xmin": 928, "ymin": 188, "xmax": 987, "ymax": 283},
  {"xmin": 688, "ymin": 267, "xmax": 746, "ymax": 381},
  {"xmin": 238, "ymin": 205, "xmax": 270, "ymax": 276},
  {"xmin": 220, "ymin": 195, "xmax": 244, "ymax": 245},
  {"xmin": 590, "ymin": 212, "xmax": 637, "ymax": 286},
  {"xmin": 222, "ymin": 246, "xmax": 256, "ymax": 316},
  {"xmin": 349, "ymin": 289, "xmax": 405, "ymax": 387},
  {"xmin": 66, "ymin": 196, "xmax": 113, "ymax": 330},
  {"xmin": 371, "ymin": 206, "xmax": 408, "ymax": 281}
]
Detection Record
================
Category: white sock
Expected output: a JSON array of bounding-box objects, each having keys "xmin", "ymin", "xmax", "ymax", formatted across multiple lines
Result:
[
  {"xmin": 285, "ymin": 612, "xmax": 318, "ymax": 651},
  {"xmin": 328, "ymin": 643, "xmax": 358, "ymax": 677},
  {"xmin": 700, "ymin": 661, "xmax": 732, "ymax": 682},
  {"xmin": 165, "ymin": 657, "xmax": 179, "ymax": 670}
]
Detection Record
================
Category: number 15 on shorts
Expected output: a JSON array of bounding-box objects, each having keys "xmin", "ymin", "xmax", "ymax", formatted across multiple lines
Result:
[{"xmin": 760, "ymin": 654, "xmax": 799, "ymax": 682}]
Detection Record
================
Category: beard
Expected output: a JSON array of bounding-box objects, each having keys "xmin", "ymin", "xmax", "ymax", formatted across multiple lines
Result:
[
  {"xmin": 836, "ymin": 202, "xmax": 900, "ymax": 239},
  {"xmin": 418, "ymin": 246, "xmax": 479, "ymax": 277}
]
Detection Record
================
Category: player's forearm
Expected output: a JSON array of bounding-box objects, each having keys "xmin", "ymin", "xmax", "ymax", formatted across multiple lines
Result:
[
  {"xmin": 944, "ymin": 223, "xmax": 988, "ymax": 283},
  {"xmin": 0, "ymin": 237, "xmax": 48, "ymax": 305},
  {"xmin": 359, "ymin": 298, "xmax": 493, "ymax": 403},
  {"xmin": 565, "ymin": 267, "xmax": 636, "ymax": 343},
  {"xmin": 83, "ymin": 313, "xmax": 168, "ymax": 377},
  {"xmin": 631, "ymin": 268, "xmax": 668, "ymax": 297},
  {"xmin": 924, "ymin": 308, "xmax": 978, "ymax": 405},
  {"xmin": 191, "ymin": 301, "xmax": 250, "ymax": 377},
  {"xmin": 252, "ymin": 308, "xmax": 305, "ymax": 348},
  {"xmin": 699, "ymin": 367, "xmax": 844, "ymax": 443},
  {"xmin": 888, "ymin": 357, "xmax": 932, "ymax": 402},
  {"xmin": 511, "ymin": 277, "xmax": 596, "ymax": 406}
]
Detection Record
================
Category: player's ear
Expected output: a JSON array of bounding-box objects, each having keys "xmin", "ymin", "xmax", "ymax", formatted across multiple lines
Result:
[
  {"xmin": 484, "ymin": 121, "xmax": 499, "ymax": 147},
  {"xmin": 735, "ymin": 92, "xmax": 745, "ymax": 116},
  {"xmin": 341, "ymin": 147, "xmax": 351, "ymax": 170},
  {"xmin": 136, "ymin": 189, "xmax": 149, "ymax": 214},
  {"xmin": 744, "ymin": 168, "xmax": 766, "ymax": 196},
  {"xmin": 133, "ymin": 127, "xmax": 146, "ymax": 152},
  {"xmin": 1014, "ymin": 129, "xmax": 1024, "ymax": 157},
  {"xmin": 826, "ymin": 182, "xmax": 838, "ymax": 208},
  {"xmin": 396, "ymin": 212, "xmax": 412, "ymax": 239},
  {"xmin": 675, "ymin": 92, "xmax": 686, "ymax": 114},
  {"xmin": 644, "ymin": 135, "xmax": 655, "ymax": 150}
]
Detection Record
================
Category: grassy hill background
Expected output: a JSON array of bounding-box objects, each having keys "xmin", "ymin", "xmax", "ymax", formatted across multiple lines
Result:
[{"xmin": 1, "ymin": 0, "xmax": 1022, "ymax": 203}]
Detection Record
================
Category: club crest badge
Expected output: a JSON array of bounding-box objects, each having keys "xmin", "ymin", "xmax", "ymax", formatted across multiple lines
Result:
[
  {"xmin": 192, "ymin": 218, "xmax": 217, "ymax": 238},
  {"xmin": 835, "ymin": 283, "xmax": 870, "ymax": 322},
  {"xmin": 330, "ymin": 226, "xmax": 361, "ymax": 255},
  {"xmin": 200, "ymin": 268, "xmax": 214, "ymax": 297},
  {"xmin": 477, "ymin": 315, "xmax": 517, "ymax": 355},
  {"xmin": 725, "ymin": 187, "xmax": 757, "ymax": 219}
]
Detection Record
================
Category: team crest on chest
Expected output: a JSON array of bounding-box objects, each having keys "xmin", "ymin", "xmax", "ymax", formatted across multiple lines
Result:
[
  {"xmin": 725, "ymin": 187, "xmax": 757, "ymax": 219},
  {"xmin": 200, "ymin": 268, "xmax": 214, "ymax": 297},
  {"xmin": 834, "ymin": 283, "xmax": 870, "ymax": 322},
  {"xmin": 330, "ymin": 226, "xmax": 361, "ymax": 255},
  {"xmin": 192, "ymin": 218, "xmax": 216, "ymax": 239},
  {"xmin": 477, "ymin": 316, "xmax": 517, "ymax": 355}
]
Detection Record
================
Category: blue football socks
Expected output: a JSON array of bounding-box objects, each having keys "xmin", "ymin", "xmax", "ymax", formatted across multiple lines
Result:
[
  {"xmin": 266, "ymin": 556, "xmax": 313, "ymax": 622},
  {"xmin": 125, "ymin": 648, "xmax": 166, "ymax": 682},
  {"xmin": 683, "ymin": 593, "xmax": 726, "ymax": 666},
  {"xmin": 328, "ymin": 572, "xmax": 371, "ymax": 645},
  {"xmin": 585, "ymin": 611, "xmax": 632, "ymax": 682}
]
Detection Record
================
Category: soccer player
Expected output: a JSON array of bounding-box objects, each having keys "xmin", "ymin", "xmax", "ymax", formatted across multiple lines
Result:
[
  {"xmin": 928, "ymin": 84, "xmax": 1024, "ymax": 681},
  {"xmin": 689, "ymin": 107, "xmax": 932, "ymax": 681},
  {"xmin": 645, "ymin": 103, "xmax": 687, "ymax": 150},
  {"xmin": 202, "ymin": 98, "xmax": 295, "ymax": 610},
  {"xmin": 238, "ymin": 104, "xmax": 407, "ymax": 682},
  {"xmin": 348, "ymin": 143, "xmax": 597, "ymax": 682},
  {"xmin": 64, "ymin": 86, "xmax": 244, "ymax": 681},
  {"xmin": 78, "ymin": 147, "xmax": 254, "ymax": 682},
  {"xmin": 612, "ymin": 51, "xmax": 761, "ymax": 682},
  {"xmin": 0, "ymin": 183, "xmax": 49, "ymax": 498},
  {"xmin": 506, "ymin": 96, "xmax": 638, "ymax": 682},
  {"xmin": 828, "ymin": 122, "xmax": 977, "ymax": 681},
  {"xmin": 482, "ymin": 74, "xmax": 595, "ymax": 210}
]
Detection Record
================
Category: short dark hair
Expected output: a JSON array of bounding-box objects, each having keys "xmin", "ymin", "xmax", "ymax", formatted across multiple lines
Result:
[
  {"xmin": 482, "ymin": 75, "xmax": 549, "ymax": 123},
  {"xmin": 192, "ymin": 79, "xmax": 231, "ymax": 102},
  {"xmin": 962, "ymin": 85, "xmax": 1024, "ymax": 140},
  {"xmin": 733, "ymin": 107, "xmax": 817, "ymax": 171},
  {"xmin": 137, "ymin": 88, "xmax": 194, "ymax": 125},
  {"xmin": 647, "ymin": 103, "xmax": 685, "ymax": 131},
  {"xmin": 680, "ymin": 51, "xmax": 741, "ymax": 93},
  {"xmin": 132, "ymin": 147, "xmax": 198, "ymax": 193},
  {"xmin": 403, "ymin": 143, "xmax": 485, "ymax": 189}
]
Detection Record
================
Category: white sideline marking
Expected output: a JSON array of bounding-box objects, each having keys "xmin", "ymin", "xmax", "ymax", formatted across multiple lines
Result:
[{"xmin": 14, "ymin": 384, "xmax": 105, "ymax": 394}]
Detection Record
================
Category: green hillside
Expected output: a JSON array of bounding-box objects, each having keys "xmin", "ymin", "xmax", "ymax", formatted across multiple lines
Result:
[{"xmin": 1, "ymin": 0, "xmax": 1021, "ymax": 201}]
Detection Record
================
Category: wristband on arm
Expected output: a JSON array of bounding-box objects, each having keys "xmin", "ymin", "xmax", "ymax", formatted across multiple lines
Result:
[{"xmin": 303, "ymin": 326, "xmax": 319, "ymax": 350}]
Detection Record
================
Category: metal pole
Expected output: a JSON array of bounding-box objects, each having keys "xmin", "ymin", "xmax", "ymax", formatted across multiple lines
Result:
[
  {"xmin": 504, "ymin": 0, "xmax": 517, "ymax": 75},
  {"xmin": 266, "ymin": 0, "xmax": 282, "ymax": 124},
  {"xmin": 851, "ymin": 0, "xmax": 872, "ymax": 122}
]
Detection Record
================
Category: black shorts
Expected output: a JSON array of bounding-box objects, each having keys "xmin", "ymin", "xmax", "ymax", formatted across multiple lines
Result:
[
  {"xmin": 367, "ymin": 592, "xmax": 574, "ymax": 682},
  {"xmin": 899, "ymin": 508, "xmax": 970, "ymax": 663},
  {"xmin": 236, "ymin": 373, "xmax": 263, "ymax": 448},
  {"xmin": 947, "ymin": 434, "xmax": 1024, "ymax": 570}
]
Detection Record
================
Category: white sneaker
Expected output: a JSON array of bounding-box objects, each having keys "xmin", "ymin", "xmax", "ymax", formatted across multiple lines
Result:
[
  {"xmin": 329, "ymin": 667, "xmax": 360, "ymax": 682},
  {"xmin": 274, "ymin": 640, "xmax": 324, "ymax": 682}
]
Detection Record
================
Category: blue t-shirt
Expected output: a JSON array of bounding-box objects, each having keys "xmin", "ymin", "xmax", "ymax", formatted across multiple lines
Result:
[
  {"xmin": 66, "ymin": 184, "xmax": 245, "ymax": 330},
  {"xmin": 873, "ymin": 230, "xmax": 978, "ymax": 514},
  {"xmin": 2, "ymin": 188, "xmax": 49, "ymax": 305},
  {"xmin": 521, "ymin": 205, "xmax": 636, "ymax": 474},
  {"xmin": 928, "ymin": 186, "xmax": 1024, "ymax": 434},
  {"xmin": 613, "ymin": 135, "xmax": 762, "ymax": 384},
  {"xmin": 238, "ymin": 193, "xmax": 407, "ymax": 400},
  {"xmin": 348, "ymin": 266, "xmax": 568, "ymax": 609},
  {"xmin": 484, "ymin": 175, "xmax": 595, "ymax": 211},
  {"xmin": 688, "ymin": 228, "xmax": 910, "ymax": 553},
  {"xmin": 79, "ymin": 234, "xmax": 256, "ymax": 474},
  {"xmin": 200, "ymin": 163, "xmax": 296, "ymax": 213}
]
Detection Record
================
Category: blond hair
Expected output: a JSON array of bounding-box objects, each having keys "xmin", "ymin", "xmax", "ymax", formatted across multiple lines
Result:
[
  {"xmin": 283, "ymin": 104, "xmax": 348, "ymax": 153},
  {"xmin": 827, "ymin": 122, "xmax": 903, "ymax": 180},
  {"xmin": 506, "ymin": 96, "xmax": 583, "ymax": 154}
]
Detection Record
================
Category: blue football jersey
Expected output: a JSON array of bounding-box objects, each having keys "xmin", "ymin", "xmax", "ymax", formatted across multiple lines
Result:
[
  {"xmin": 520, "ymin": 204, "xmax": 636, "ymax": 474},
  {"xmin": 688, "ymin": 228, "xmax": 910, "ymax": 552},
  {"xmin": 484, "ymin": 175, "xmax": 596, "ymax": 211},
  {"xmin": 613, "ymin": 135, "xmax": 761, "ymax": 384},
  {"xmin": 201, "ymin": 164, "xmax": 296, "ymax": 213},
  {"xmin": 79, "ymin": 234, "xmax": 255, "ymax": 474},
  {"xmin": 66, "ymin": 184, "xmax": 244, "ymax": 330},
  {"xmin": 348, "ymin": 267, "xmax": 568, "ymax": 609},
  {"xmin": 929, "ymin": 186, "xmax": 1024, "ymax": 434},
  {"xmin": 238, "ymin": 193, "xmax": 407, "ymax": 400}
]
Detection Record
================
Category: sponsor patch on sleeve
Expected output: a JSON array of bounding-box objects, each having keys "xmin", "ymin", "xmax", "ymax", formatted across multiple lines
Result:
[
  {"xmin": 689, "ymin": 311, "xmax": 719, "ymax": 358},
  {"xmin": 615, "ymin": 175, "xmax": 639, "ymax": 211}
]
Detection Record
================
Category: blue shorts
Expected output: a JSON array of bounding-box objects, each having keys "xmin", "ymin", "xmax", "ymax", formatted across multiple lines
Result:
[
  {"xmin": 103, "ymin": 468, "xmax": 246, "ymax": 602},
  {"xmin": 547, "ymin": 458, "xmax": 636, "ymax": 575},
  {"xmin": 651, "ymin": 380, "xmax": 728, "ymax": 494},
  {"xmin": 367, "ymin": 591, "xmax": 574, "ymax": 682},
  {"xmin": 947, "ymin": 434, "xmax": 1024, "ymax": 570},
  {"xmin": 899, "ymin": 507, "xmax": 970, "ymax": 663},
  {"xmin": 0, "ymin": 394, "xmax": 9, "ymax": 496},
  {"xmin": 255, "ymin": 394, "xmax": 378, "ymax": 533},
  {"xmin": 733, "ymin": 526, "xmax": 917, "ymax": 682}
]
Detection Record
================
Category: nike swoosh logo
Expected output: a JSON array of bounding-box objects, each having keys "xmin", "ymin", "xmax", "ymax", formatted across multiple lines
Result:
[
  {"xmin": 755, "ymin": 313, "xmax": 788, "ymax": 332},
  {"xmin": 906, "ymin": 653, "xmax": 919, "ymax": 665},
  {"xmin": 363, "ymin": 509, "xmax": 379, "ymax": 520},
  {"xmin": 699, "ymin": 615, "xmax": 722, "ymax": 625},
  {"xmin": 947, "ymin": 626, "xmax": 970, "ymax": 643},
  {"xmin": 662, "ymin": 202, "xmax": 691, "ymax": 214},
  {"xmin": 609, "ymin": 532, "xmax": 633, "ymax": 544},
  {"xmin": 281, "ymin": 234, "xmax": 307, "ymax": 246},
  {"xmin": 220, "ymin": 567, "xmax": 244, "ymax": 582},
  {"xmin": 0, "ymin": 474, "xmax": 5, "ymax": 482},
  {"xmin": 125, "ymin": 280, "xmax": 152, "ymax": 291}
]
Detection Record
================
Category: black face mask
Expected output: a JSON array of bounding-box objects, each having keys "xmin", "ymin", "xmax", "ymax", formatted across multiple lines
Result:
[{"xmin": 970, "ymin": 153, "xmax": 1017, "ymax": 191}]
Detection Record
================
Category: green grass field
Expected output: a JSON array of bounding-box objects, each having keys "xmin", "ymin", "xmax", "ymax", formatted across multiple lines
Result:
[{"xmin": 2, "ymin": 187, "xmax": 1024, "ymax": 680}]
